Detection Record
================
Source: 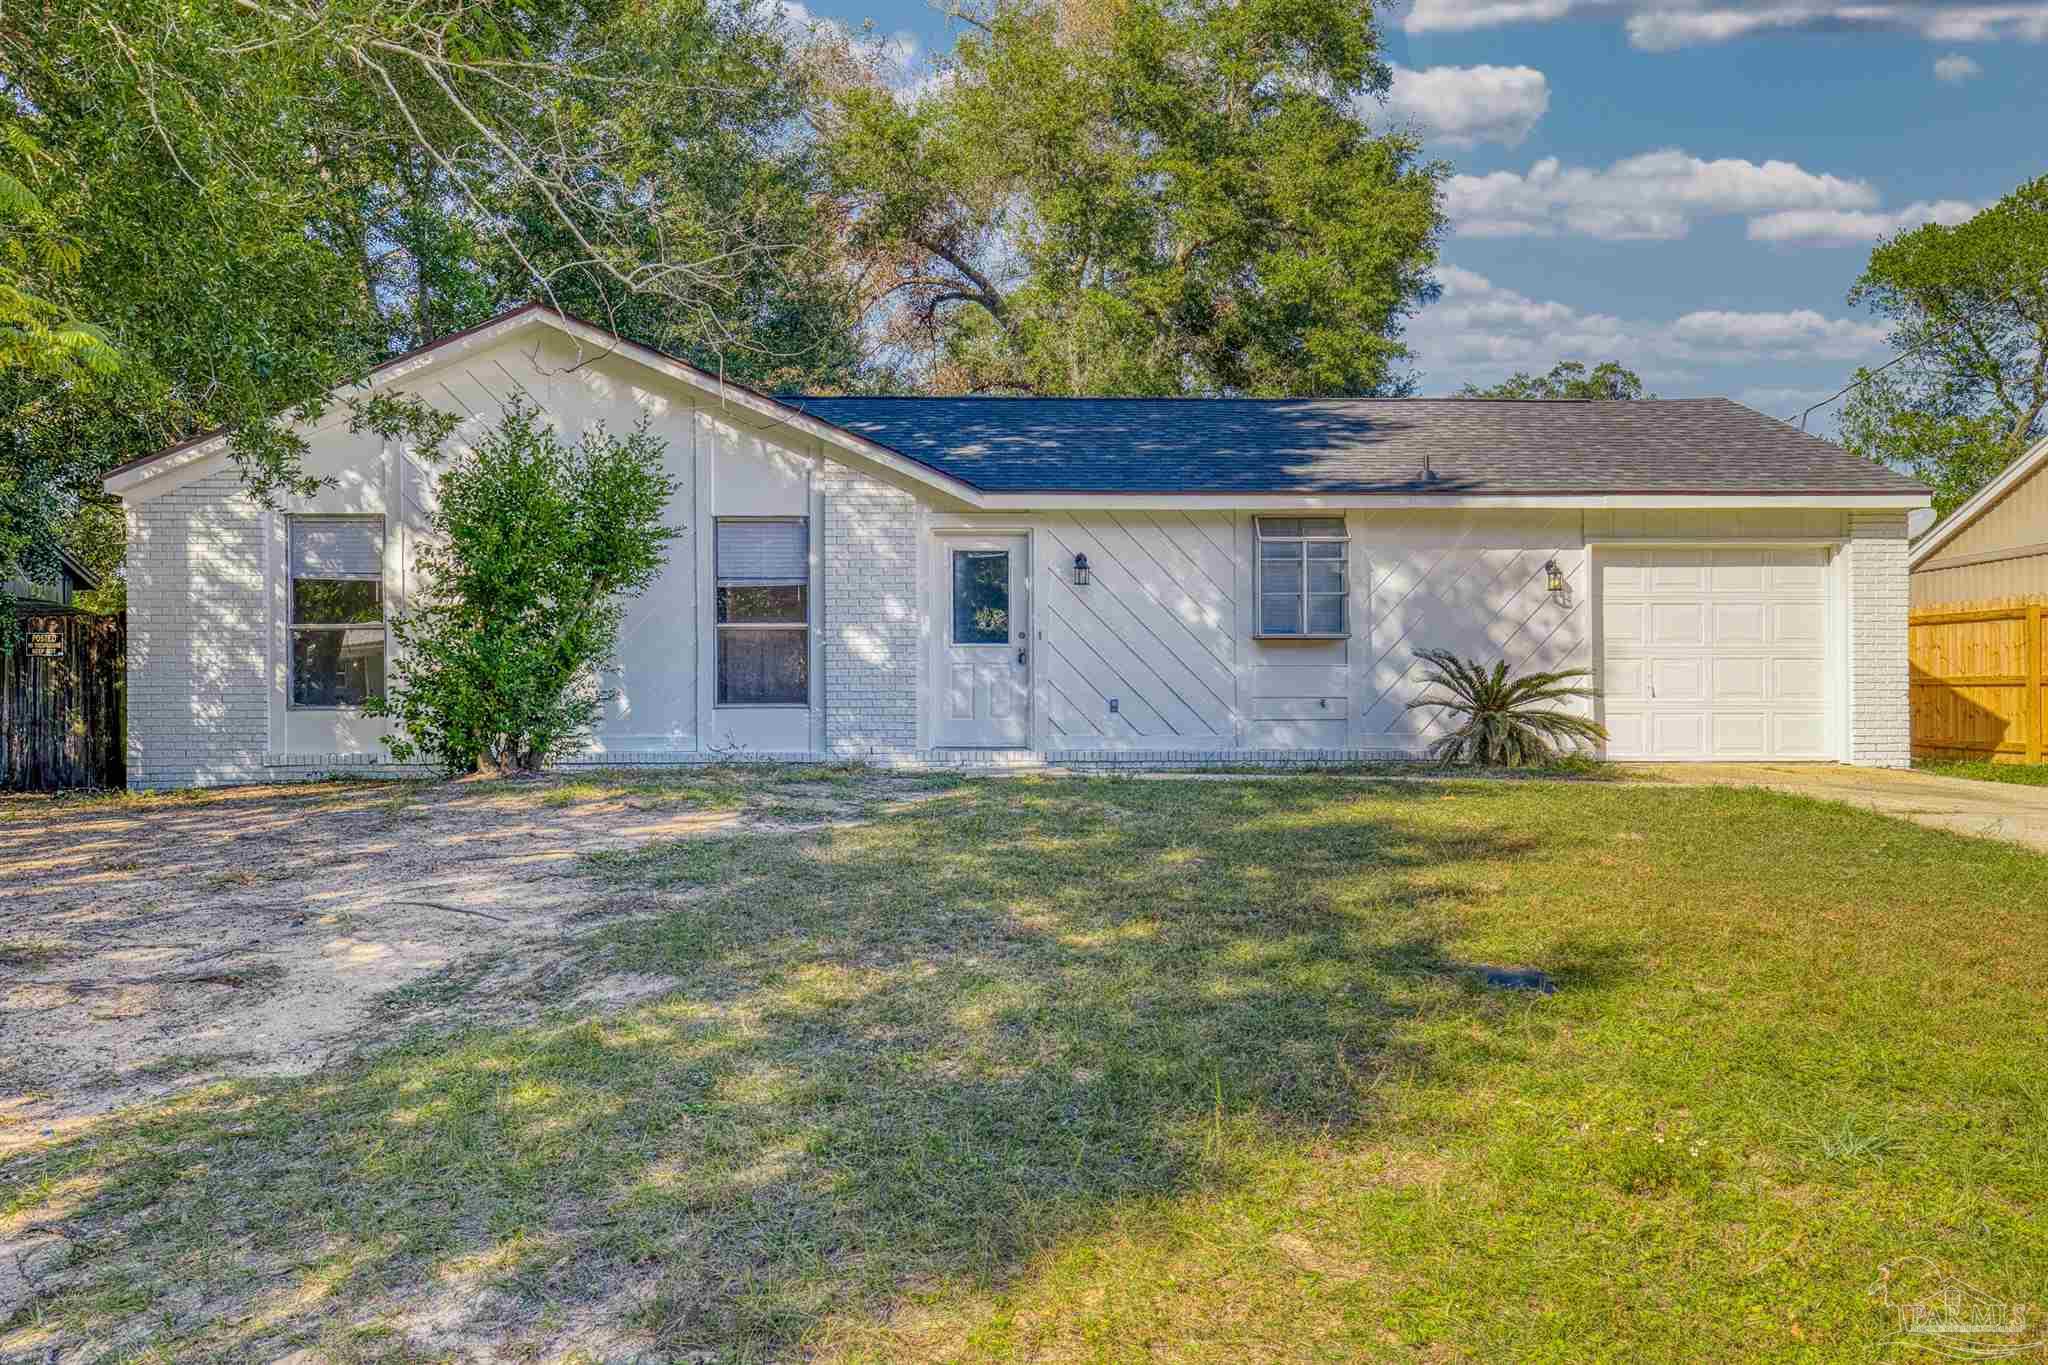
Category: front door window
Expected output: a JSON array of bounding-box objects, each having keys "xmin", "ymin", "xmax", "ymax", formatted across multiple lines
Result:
[{"xmin": 952, "ymin": 550, "xmax": 1010, "ymax": 644}]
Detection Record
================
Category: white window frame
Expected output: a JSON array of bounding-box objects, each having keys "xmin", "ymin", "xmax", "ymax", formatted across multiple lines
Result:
[
  {"xmin": 1254, "ymin": 516, "xmax": 1351, "ymax": 639},
  {"xmin": 714, "ymin": 516, "xmax": 812, "ymax": 709},
  {"xmin": 287, "ymin": 515, "xmax": 386, "ymax": 711}
]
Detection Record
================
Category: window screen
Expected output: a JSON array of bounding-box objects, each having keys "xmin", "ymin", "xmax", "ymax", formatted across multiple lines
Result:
[
  {"xmin": 289, "ymin": 517, "xmax": 386, "ymax": 706},
  {"xmin": 715, "ymin": 519, "xmax": 808, "ymax": 582},
  {"xmin": 716, "ymin": 518, "xmax": 809, "ymax": 705},
  {"xmin": 1256, "ymin": 516, "xmax": 1349, "ymax": 637}
]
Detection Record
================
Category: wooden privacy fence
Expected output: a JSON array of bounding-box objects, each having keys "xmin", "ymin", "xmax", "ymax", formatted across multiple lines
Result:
[
  {"xmin": 1909, "ymin": 596, "xmax": 2047, "ymax": 763},
  {"xmin": 2, "ymin": 612, "xmax": 126, "ymax": 790}
]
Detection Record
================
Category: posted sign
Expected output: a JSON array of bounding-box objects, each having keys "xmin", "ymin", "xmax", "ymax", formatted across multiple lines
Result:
[{"xmin": 28, "ymin": 630, "xmax": 62, "ymax": 659}]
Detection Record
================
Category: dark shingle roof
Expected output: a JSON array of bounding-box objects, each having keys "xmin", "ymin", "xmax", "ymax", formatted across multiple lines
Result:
[{"xmin": 784, "ymin": 396, "xmax": 1927, "ymax": 497}]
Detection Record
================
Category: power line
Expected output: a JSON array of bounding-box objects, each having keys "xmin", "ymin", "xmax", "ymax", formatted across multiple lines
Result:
[{"xmin": 1791, "ymin": 282, "xmax": 2036, "ymax": 430}]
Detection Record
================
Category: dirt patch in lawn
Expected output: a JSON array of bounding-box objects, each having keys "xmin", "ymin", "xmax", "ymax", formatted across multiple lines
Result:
[{"xmin": 0, "ymin": 766, "xmax": 953, "ymax": 1142}]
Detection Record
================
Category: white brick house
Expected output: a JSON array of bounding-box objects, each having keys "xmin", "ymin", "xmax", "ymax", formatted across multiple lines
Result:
[{"xmin": 104, "ymin": 305, "xmax": 1929, "ymax": 788}]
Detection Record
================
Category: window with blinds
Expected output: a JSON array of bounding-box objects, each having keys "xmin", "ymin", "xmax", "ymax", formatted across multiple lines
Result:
[
  {"xmin": 715, "ymin": 517, "xmax": 809, "ymax": 706},
  {"xmin": 1255, "ymin": 516, "xmax": 1350, "ymax": 637},
  {"xmin": 289, "ymin": 517, "xmax": 386, "ymax": 707}
]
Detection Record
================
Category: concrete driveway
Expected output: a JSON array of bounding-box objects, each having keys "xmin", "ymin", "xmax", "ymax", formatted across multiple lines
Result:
[{"xmin": 1636, "ymin": 763, "xmax": 2048, "ymax": 853}]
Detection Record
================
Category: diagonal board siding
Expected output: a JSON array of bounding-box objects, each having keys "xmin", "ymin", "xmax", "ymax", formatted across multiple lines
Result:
[
  {"xmin": 1361, "ymin": 509, "xmax": 1589, "ymax": 750},
  {"xmin": 1039, "ymin": 512, "xmax": 1238, "ymax": 746}
]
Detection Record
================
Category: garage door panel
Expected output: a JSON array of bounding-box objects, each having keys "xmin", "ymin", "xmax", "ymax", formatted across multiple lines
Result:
[
  {"xmin": 1709, "ymin": 553, "xmax": 1764, "ymax": 593},
  {"xmin": 1598, "ymin": 545, "xmax": 1832, "ymax": 761},
  {"xmin": 1712, "ymin": 602, "xmax": 1767, "ymax": 645},
  {"xmin": 1772, "ymin": 601, "xmax": 1827, "ymax": 646},
  {"xmin": 1604, "ymin": 657, "xmax": 1647, "ymax": 701},
  {"xmin": 1651, "ymin": 657, "xmax": 1706, "ymax": 701},
  {"xmin": 1710, "ymin": 712, "xmax": 1768, "ymax": 756},
  {"xmin": 1772, "ymin": 656, "xmax": 1825, "ymax": 701},
  {"xmin": 1650, "ymin": 711, "xmax": 1707, "ymax": 755},
  {"xmin": 1651, "ymin": 549, "xmax": 1708, "ymax": 593},
  {"xmin": 1712, "ymin": 657, "xmax": 1768, "ymax": 702},
  {"xmin": 1773, "ymin": 712, "xmax": 1828, "ymax": 756},
  {"xmin": 1603, "ymin": 601, "xmax": 1647, "ymax": 645},
  {"xmin": 1765, "ymin": 549, "xmax": 1828, "ymax": 594},
  {"xmin": 1650, "ymin": 602, "xmax": 1706, "ymax": 646},
  {"xmin": 1602, "ymin": 551, "xmax": 1647, "ymax": 594},
  {"xmin": 1604, "ymin": 710, "xmax": 1648, "ymax": 756}
]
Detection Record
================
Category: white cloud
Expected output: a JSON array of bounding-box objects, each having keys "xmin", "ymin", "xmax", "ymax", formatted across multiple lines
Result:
[
  {"xmin": 1380, "ymin": 65, "xmax": 1551, "ymax": 147},
  {"xmin": 1401, "ymin": 0, "xmax": 2048, "ymax": 49},
  {"xmin": 1745, "ymin": 198, "xmax": 1983, "ymax": 245},
  {"xmin": 776, "ymin": 0, "xmax": 922, "ymax": 77},
  {"xmin": 1933, "ymin": 52, "xmax": 1984, "ymax": 81},
  {"xmin": 1408, "ymin": 265, "xmax": 1889, "ymax": 392},
  {"xmin": 1668, "ymin": 309, "xmax": 1890, "ymax": 356},
  {"xmin": 1444, "ymin": 150, "xmax": 1876, "ymax": 240}
]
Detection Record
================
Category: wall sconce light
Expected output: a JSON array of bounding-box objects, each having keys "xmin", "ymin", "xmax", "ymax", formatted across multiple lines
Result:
[
  {"xmin": 1073, "ymin": 552, "xmax": 1090, "ymax": 587},
  {"xmin": 1544, "ymin": 559, "xmax": 1567, "ymax": 594}
]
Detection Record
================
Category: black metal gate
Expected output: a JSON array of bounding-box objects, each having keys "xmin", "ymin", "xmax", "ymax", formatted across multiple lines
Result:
[{"xmin": 2, "ymin": 612, "xmax": 126, "ymax": 790}]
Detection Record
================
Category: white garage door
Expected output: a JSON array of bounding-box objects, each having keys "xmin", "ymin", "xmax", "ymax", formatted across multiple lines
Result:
[{"xmin": 1599, "ymin": 547, "xmax": 1833, "ymax": 760}]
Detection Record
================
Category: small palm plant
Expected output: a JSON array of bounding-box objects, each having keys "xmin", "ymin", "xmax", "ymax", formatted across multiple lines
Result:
[{"xmin": 1406, "ymin": 649, "xmax": 1608, "ymax": 767}]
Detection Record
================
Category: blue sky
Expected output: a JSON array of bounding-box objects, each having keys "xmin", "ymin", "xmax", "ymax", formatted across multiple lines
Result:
[{"xmin": 796, "ymin": 0, "xmax": 2044, "ymax": 428}]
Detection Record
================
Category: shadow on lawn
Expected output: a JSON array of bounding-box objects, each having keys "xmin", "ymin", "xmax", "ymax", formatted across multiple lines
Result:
[{"xmin": 4, "ymin": 779, "xmax": 1582, "ymax": 1360}]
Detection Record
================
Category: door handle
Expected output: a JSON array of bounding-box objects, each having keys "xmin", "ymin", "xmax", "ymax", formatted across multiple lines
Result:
[{"xmin": 1017, "ymin": 648, "xmax": 1027, "ymax": 665}]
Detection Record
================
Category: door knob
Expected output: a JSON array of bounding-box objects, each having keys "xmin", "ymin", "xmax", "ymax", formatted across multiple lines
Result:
[{"xmin": 1017, "ymin": 648, "xmax": 1027, "ymax": 664}]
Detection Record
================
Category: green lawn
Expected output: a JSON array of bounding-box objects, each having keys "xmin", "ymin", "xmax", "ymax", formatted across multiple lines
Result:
[
  {"xmin": 1916, "ymin": 757, "xmax": 2048, "ymax": 787},
  {"xmin": 5, "ymin": 776, "xmax": 2046, "ymax": 1362}
]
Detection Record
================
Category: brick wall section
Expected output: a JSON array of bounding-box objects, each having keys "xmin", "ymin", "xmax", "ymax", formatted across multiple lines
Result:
[
  {"xmin": 818, "ymin": 465, "xmax": 922, "ymax": 758},
  {"xmin": 1848, "ymin": 509, "xmax": 1911, "ymax": 767},
  {"xmin": 124, "ymin": 471, "xmax": 271, "ymax": 788}
]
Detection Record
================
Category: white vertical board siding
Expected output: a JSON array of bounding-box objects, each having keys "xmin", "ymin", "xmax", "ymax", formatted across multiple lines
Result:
[
  {"xmin": 699, "ymin": 412, "xmax": 814, "ymax": 753},
  {"xmin": 1037, "ymin": 511, "xmax": 1239, "ymax": 747},
  {"xmin": 392, "ymin": 335, "xmax": 704, "ymax": 757},
  {"xmin": 1359, "ymin": 509, "xmax": 1588, "ymax": 754},
  {"xmin": 268, "ymin": 415, "xmax": 399, "ymax": 761}
]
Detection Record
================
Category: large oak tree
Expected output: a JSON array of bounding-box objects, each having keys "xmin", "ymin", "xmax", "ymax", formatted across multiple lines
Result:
[
  {"xmin": 0, "ymin": 0, "xmax": 859, "ymax": 592},
  {"xmin": 809, "ymin": 0, "xmax": 1447, "ymax": 396},
  {"xmin": 1842, "ymin": 175, "xmax": 2048, "ymax": 518}
]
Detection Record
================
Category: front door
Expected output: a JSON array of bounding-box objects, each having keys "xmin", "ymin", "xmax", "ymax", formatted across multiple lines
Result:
[{"xmin": 937, "ymin": 536, "xmax": 1030, "ymax": 746}]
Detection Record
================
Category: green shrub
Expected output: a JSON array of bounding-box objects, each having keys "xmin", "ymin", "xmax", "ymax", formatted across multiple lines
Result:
[
  {"xmin": 367, "ymin": 398, "xmax": 677, "ymax": 774},
  {"xmin": 1406, "ymin": 648, "xmax": 1608, "ymax": 767}
]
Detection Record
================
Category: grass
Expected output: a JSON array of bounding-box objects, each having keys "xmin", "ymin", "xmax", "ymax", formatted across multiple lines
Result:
[
  {"xmin": 4, "ymin": 777, "xmax": 2046, "ymax": 1362},
  {"xmin": 1186, "ymin": 754, "xmax": 1632, "ymax": 780},
  {"xmin": 1915, "ymin": 757, "xmax": 2048, "ymax": 787}
]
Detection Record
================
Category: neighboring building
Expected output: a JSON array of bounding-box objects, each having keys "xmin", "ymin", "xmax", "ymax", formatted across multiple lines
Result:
[
  {"xmin": 1908, "ymin": 435, "xmax": 2048, "ymax": 608},
  {"xmin": 102, "ymin": 304, "xmax": 1930, "ymax": 789},
  {"xmin": 5, "ymin": 547, "xmax": 100, "ymax": 612}
]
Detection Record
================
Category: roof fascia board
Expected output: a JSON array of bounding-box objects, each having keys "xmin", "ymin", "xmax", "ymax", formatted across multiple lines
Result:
[
  {"xmin": 970, "ymin": 492, "xmax": 1931, "ymax": 511},
  {"xmin": 1908, "ymin": 434, "xmax": 2048, "ymax": 567}
]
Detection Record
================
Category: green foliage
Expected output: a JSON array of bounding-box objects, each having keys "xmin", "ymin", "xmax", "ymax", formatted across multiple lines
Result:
[
  {"xmin": 0, "ymin": 0, "xmax": 862, "ymax": 602},
  {"xmin": 366, "ymin": 400, "xmax": 679, "ymax": 774},
  {"xmin": 1841, "ymin": 175, "xmax": 2048, "ymax": 517},
  {"xmin": 810, "ymin": 0, "xmax": 1445, "ymax": 395},
  {"xmin": 1406, "ymin": 649, "xmax": 1608, "ymax": 767},
  {"xmin": 1457, "ymin": 360, "xmax": 1648, "ymax": 400}
]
